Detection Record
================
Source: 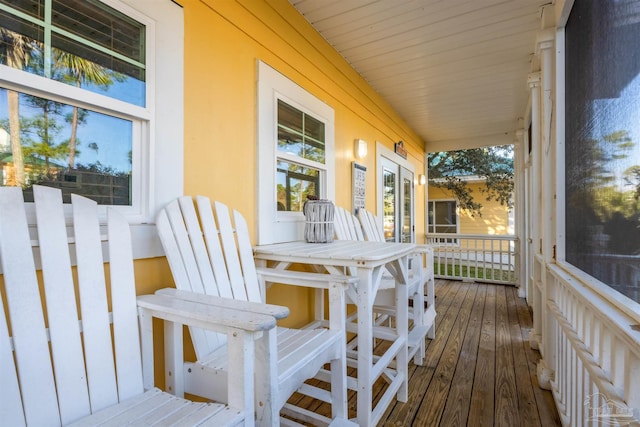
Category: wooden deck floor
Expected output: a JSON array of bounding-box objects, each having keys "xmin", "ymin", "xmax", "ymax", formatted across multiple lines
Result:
[
  {"xmin": 377, "ymin": 279, "xmax": 560, "ymax": 426},
  {"xmin": 291, "ymin": 279, "xmax": 562, "ymax": 426}
]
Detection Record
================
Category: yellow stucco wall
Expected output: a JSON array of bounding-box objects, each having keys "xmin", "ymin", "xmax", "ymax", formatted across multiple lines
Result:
[
  {"xmin": 428, "ymin": 182, "xmax": 511, "ymax": 235},
  {"xmin": 139, "ymin": 0, "xmax": 427, "ymax": 328}
]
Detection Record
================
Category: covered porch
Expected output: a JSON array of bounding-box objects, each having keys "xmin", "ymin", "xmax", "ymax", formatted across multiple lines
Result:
[{"xmin": 2, "ymin": 0, "xmax": 640, "ymax": 425}]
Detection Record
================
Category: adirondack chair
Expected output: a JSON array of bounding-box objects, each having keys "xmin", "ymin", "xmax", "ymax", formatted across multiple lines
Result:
[
  {"xmin": 333, "ymin": 205, "xmax": 365, "ymax": 241},
  {"xmin": 0, "ymin": 185, "xmax": 274, "ymax": 426},
  {"xmin": 156, "ymin": 196, "xmax": 354, "ymax": 427},
  {"xmin": 333, "ymin": 206, "xmax": 434, "ymax": 365},
  {"xmin": 357, "ymin": 208, "xmax": 436, "ymax": 341}
]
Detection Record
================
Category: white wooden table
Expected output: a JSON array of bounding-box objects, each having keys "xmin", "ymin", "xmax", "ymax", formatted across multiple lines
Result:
[{"xmin": 254, "ymin": 240, "xmax": 416, "ymax": 427}]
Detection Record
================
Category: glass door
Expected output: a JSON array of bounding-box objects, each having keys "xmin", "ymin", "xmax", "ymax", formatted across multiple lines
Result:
[
  {"xmin": 382, "ymin": 162, "xmax": 397, "ymax": 242},
  {"xmin": 400, "ymin": 167, "xmax": 415, "ymax": 243},
  {"xmin": 380, "ymin": 157, "xmax": 415, "ymax": 243}
]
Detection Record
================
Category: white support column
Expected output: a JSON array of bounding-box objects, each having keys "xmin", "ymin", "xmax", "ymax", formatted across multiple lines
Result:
[
  {"xmin": 536, "ymin": 27, "xmax": 556, "ymax": 390},
  {"xmin": 539, "ymin": 29, "xmax": 556, "ymax": 265},
  {"xmin": 528, "ymin": 71, "xmax": 541, "ymax": 259},
  {"xmin": 514, "ymin": 129, "xmax": 526, "ymax": 299},
  {"xmin": 527, "ymin": 71, "xmax": 543, "ymax": 351}
]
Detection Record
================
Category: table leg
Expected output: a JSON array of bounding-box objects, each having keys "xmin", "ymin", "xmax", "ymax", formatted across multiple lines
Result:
[
  {"xmin": 356, "ymin": 267, "xmax": 374, "ymax": 427},
  {"xmin": 386, "ymin": 256, "xmax": 410, "ymax": 403},
  {"xmin": 396, "ymin": 272, "xmax": 409, "ymax": 402}
]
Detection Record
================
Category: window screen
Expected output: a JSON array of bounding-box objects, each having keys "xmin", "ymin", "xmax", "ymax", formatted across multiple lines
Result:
[{"xmin": 565, "ymin": 0, "xmax": 640, "ymax": 303}]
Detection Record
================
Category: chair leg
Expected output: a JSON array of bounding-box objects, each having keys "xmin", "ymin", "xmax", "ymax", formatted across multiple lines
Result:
[
  {"xmin": 426, "ymin": 277, "xmax": 436, "ymax": 340},
  {"xmin": 255, "ymin": 329, "xmax": 280, "ymax": 427},
  {"xmin": 412, "ymin": 290, "xmax": 426, "ymax": 366},
  {"xmin": 328, "ymin": 283, "xmax": 348, "ymax": 421}
]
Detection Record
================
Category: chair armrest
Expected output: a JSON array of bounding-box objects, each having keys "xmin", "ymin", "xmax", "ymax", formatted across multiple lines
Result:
[
  {"xmin": 137, "ymin": 292, "xmax": 271, "ymax": 402},
  {"xmin": 413, "ymin": 244, "xmax": 434, "ymax": 254},
  {"xmin": 256, "ymin": 267, "xmax": 358, "ymax": 290},
  {"xmin": 137, "ymin": 293, "xmax": 277, "ymax": 333},
  {"xmin": 154, "ymin": 287, "xmax": 290, "ymax": 320}
]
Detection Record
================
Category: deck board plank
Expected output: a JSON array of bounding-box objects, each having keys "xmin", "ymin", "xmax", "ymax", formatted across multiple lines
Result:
[
  {"xmin": 513, "ymin": 287, "xmax": 562, "ymax": 426},
  {"xmin": 493, "ymin": 285, "xmax": 520, "ymax": 426},
  {"xmin": 468, "ymin": 282, "xmax": 497, "ymax": 426},
  {"xmin": 413, "ymin": 283, "xmax": 479, "ymax": 425},
  {"xmin": 506, "ymin": 287, "xmax": 542, "ymax": 427},
  {"xmin": 439, "ymin": 283, "xmax": 487, "ymax": 425},
  {"xmin": 381, "ymin": 280, "xmax": 467, "ymax": 425}
]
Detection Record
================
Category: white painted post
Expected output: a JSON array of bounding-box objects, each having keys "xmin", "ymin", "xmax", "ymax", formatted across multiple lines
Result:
[
  {"xmin": 528, "ymin": 71, "xmax": 543, "ymax": 351},
  {"xmin": 514, "ymin": 129, "xmax": 526, "ymax": 298},
  {"xmin": 536, "ymin": 25, "xmax": 557, "ymax": 388}
]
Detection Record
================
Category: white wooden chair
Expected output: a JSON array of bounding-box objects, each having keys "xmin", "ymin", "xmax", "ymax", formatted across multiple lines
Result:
[
  {"xmin": 333, "ymin": 205, "xmax": 365, "ymax": 241},
  {"xmin": 156, "ymin": 196, "xmax": 354, "ymax": 427},
  {"xmin": 333, "ymin": 206, "xmax": 435, "ymax": 365},
  {"xmin": 0, "ymin": 185, "xmax": 272, "ymax": 426},
  {"xmin": 357, "ymin": 209, "xmax": 436, "ymax": 341}
]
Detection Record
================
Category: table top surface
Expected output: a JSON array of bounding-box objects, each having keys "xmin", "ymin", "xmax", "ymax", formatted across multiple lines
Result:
[{"xmin": 254, "ymin": 240, "xmax": 417, "ymax": 267}]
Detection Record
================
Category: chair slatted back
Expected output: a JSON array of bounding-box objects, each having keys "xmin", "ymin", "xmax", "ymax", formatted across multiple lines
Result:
[
  {"xmin": 156, "ymin": 196, "xmax": 263, "ymax": 360},
  {"xmin": 73, "ymin": 192, "xmax": 121, "ymax": 411},
  {"xmin": 36, "ymin": 188, "xmax": 93, "ymax": 421},
  {"xmin": 0, "ymin": 187, "xmax": 60, "ymax": 425},
  {"xmin": 0, "ymin": 185, "xmax": 143, "ymax": 426},
  {"xmin": 357, "ymin": 209, "xmax": 386, "ymax": 242},
  {"xmin": 105, "ymin": 199, "xmax": 144, "ymax": 401},
  {"xmin": 334, "ymin": 206, "xmax": 364, "ymax": 241}
]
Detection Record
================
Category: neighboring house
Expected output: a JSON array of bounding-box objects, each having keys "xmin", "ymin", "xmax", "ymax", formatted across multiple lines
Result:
[
  {"xmin": 428, "ymin": 179, "xmax": 513, "ymax": 236},
  {"xmin": 0, "ymin": 153, "xmax": 66, "ymax": 186}
]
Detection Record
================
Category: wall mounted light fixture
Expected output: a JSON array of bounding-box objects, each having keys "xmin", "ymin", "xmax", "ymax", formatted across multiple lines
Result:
[
  {"xmin": 418, "ymin": 174, "xmax": 427, "ymax": 185},
  {"xmin": 354, "ymin": 139, "xmax": 368, "ymax": 159}
]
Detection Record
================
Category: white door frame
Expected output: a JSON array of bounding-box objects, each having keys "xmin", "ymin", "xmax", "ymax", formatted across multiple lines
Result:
[{"xmin": 376, "ymin": 142, "xmax": 416, "ymax": 242}]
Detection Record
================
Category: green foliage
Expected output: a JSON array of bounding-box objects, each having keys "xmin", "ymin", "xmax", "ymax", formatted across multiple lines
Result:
[
  {"xmin": 18, "ymin": 96, "xmax": 69, "ymax": 174},
  {"xmin": 428, "ymin": 145, "xmax": 514, "ymax": 217},
  {"xmin": 74, "ymin": 161, "xmax": 129, "ymax": 177}
]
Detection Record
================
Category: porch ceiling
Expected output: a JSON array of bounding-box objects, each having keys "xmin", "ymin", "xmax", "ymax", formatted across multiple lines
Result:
[{"xmin": 289, "ymin": 0, "xmax": 545, "ymax": 152}]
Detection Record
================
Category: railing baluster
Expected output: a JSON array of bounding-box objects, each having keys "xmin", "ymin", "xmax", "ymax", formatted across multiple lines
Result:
[
  {"xmin": 426, "ymin": 233, "xmax": 518, "ymax": 285},
  {"xmin": 545, "ymin": 265, "xmax": 640, "ymax": 426}
]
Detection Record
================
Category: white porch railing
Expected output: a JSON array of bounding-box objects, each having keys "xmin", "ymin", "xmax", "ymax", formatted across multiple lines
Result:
[
  {"xmin": 544, "ymin": 264, "xmax": 640, "ymax": 426},
  {"xmin": 425, "ymin": 233, "xmax": 519, "ymax": 285}
]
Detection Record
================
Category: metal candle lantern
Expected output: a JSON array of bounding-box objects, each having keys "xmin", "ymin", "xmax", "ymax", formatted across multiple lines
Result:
[{"xmin": 303, "ymin": 198, "xmax": 335, "ymax": 243}]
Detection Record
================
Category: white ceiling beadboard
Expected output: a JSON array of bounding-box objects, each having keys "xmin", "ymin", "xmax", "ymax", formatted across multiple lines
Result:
[{"xmin": 289, "ymin": 0, "xmax": 545, "ymax": 151}]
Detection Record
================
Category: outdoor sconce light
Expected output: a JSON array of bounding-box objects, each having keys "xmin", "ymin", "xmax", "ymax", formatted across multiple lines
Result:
[
  {"xmin": 354, "ymin": 139, "xmax": 368, "ymax": 159},
  {"xmin": 418, "ymin": 174, "xmax": 427, "ymax": 185}
]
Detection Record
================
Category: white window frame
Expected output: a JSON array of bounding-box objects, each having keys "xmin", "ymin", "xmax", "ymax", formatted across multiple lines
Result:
[
  {"xmin": 257, "ymin": 61, "xmax": 335, "ymax": 244},
  {"xmin": 0, "ymin": 0, "xmax": 183, "ymax": 259}
]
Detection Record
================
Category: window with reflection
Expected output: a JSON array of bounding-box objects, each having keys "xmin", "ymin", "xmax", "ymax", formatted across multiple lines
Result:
[
  {"xmin": 276, "ymin": 99, "xmax": 325, "ymax": 212},
  {"xmin": 565, "ymin": 0, "xmax": 640, "ymax": 303},
  {"xmin": 428, "ymin": 200, "xmax": 458, "ymax": 234},
  {"xmin": 0, "ymin": 0, "xmax": 145, "ymax": 205},
  {"xmin": 383, "ymin": 169, "xmax": 396, "ymax": 242},
  {"xmin": 1, "ymin": 0, "xmax": 145, "ymax": 105},
  {"xmin": 402, "ymin": 176, "xmax": 412, "ymax": 243}
]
